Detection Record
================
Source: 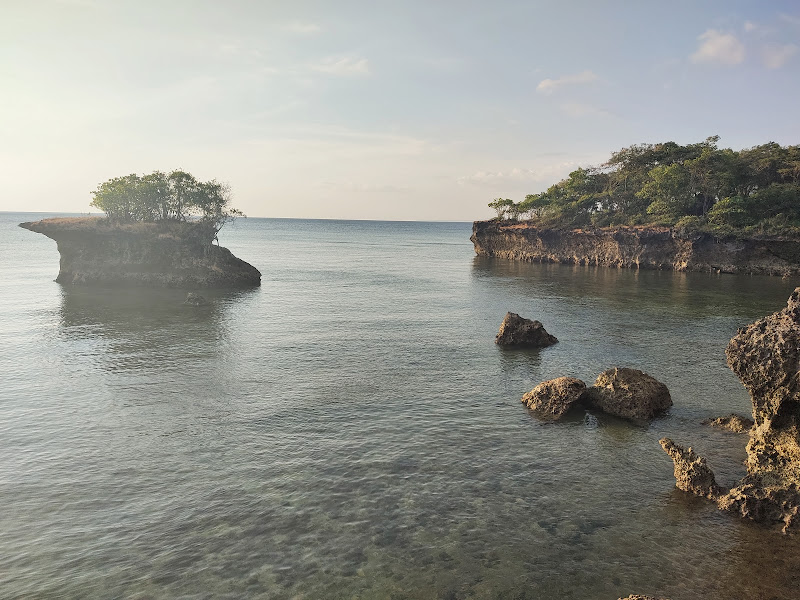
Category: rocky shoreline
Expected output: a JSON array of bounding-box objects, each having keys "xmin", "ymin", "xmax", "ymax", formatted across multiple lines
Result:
[
  {"xmin": 20, "ymin": 217, "xmax": 261, "ymax": 288},
  {"xmin": 471, "ymin": 220, "xmax": 800, "ymax": 276}
]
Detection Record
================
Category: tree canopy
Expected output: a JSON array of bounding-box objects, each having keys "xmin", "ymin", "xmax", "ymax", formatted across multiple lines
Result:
[
  {"xmin": 489, "ymin": 137, "xmax": 800, "ymax": 237},
  {"xmin": 90, "ymin": 170, "xmax": 243, "ymax": 233}
]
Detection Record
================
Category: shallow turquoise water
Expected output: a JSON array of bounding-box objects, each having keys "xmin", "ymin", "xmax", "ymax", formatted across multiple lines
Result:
[{"xmin": 2, "ymin": 212, "xmax": 800, "ymax": 599}]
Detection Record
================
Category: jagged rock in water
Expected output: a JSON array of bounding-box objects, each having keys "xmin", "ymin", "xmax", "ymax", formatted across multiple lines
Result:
[
  {"xmin": 19, "ymin": 217, "xmax": 261, "ymax": 288},
  {"xmin": 701, "ymin": 413, "xmax": 754, "ymax": 433},
  {"xmin": 717, "ymin": 475, "xmax": 800, "ymax": 534},
  {"xmin": 521, "ymin": 377, "xmax": 586, "ymax": 420},
  {"xmin": 661, "ymin": 288, "xmax": 800, "ymax": 532},
  {"xmin": 585, "ymin": 367, "xmax": 672, "ymax": 421},
  {"xmin": 184, "ymin": 292, "xmax": 208, "ymax": 306},
  {"xmin": 659, "ymin": 438, "xmax": 723, "ymax": 500},
  {"xmin": 495, "ymin": 312, "xmax": 558, "ymax": 347}
]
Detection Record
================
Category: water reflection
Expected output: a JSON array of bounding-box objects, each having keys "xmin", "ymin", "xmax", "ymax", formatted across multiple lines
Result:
[
  {"xmin": 471, "ymin": 255, "xmax": 796, "ymax": 319},
  {"xmin": 57, "ymin": 285, "xmax": 258, "ymax": 376}
]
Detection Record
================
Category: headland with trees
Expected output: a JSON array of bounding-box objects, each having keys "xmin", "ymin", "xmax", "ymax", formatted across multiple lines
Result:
[{"xmin": 488, "ymin": 137, "xmax": 800, "ymax": 238}]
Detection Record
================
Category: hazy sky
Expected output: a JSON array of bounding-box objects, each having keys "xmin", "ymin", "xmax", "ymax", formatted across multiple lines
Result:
[{"xmin": 2, "ymin": 0, "xmax": 799, "ymax": 220}]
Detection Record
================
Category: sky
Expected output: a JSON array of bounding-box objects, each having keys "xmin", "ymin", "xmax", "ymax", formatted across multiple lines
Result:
[{"xmin": 2, "ymin": 0, "xmax": 799, "ymax": 221}]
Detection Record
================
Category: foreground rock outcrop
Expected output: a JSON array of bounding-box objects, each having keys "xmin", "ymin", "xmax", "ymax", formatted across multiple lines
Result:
[
  {"xmin": 521, "ymin": 369, "xmax": 671, "ymax": 422},
  {"xmin": 20, "ymin": 217, "xmax": 260, "ymax": 288},
  {"xmin": 521, "ymin": 377, "xmax": 586, "ymax": 419},
  {"xmin": 472, "ymin": 220, "xmax": 800, "ymax": 276},
  {"xmin": 495, "ymin": 312, "xmax": 558, "ymax": 347},
  {"xmin": 662, "ymin": 288, "xmax": 800, "ymax": 532}
]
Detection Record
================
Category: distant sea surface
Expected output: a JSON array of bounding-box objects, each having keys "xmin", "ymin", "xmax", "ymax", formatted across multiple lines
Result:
[{"xmin": 3, "ymin": 212, "xmax": 800, "ymax": 600}]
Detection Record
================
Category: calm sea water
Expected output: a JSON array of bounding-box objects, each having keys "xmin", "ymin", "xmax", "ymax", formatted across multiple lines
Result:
[{"xmin": 2, "ymin": 212, "xmax": 800, "ymax": 600}]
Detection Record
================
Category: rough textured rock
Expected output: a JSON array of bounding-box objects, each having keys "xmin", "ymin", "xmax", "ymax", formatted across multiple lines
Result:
[
  {"xmin": 659, "ymin": 438, "xmax": 723, "ymax": 499},
  {"xmin": 471, "ymin": 220, "xmax": 800, "ymax": 276},
  {"xmin": 661, "ymin": 288, "xmax": 800, "ymax": 532},
  {"xmin": 585, "ymin": 367, "xmax": 672, "ymax": 421},
  {"xmin": 495, "ymin": 312, "xmax": 558, "ymax": 347},
  {"xmin": 521, "ymin": 377, "xmax": 586, "ymax": 419},
  {"xmin": 20, "ymin": 217, "xmax": 260, "ymax": 288},
  {"xmin": 701, "ymin": 413, "xmax": 754, "ymax": 433},
  {"xmin": 184, "ymin": 292, "xmax": 208, "ymax": 306}
]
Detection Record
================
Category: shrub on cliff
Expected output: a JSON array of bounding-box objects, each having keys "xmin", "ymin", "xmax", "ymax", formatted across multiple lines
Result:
[{"xmin": 90, "ymin": 170, "xmax": 243, "ymax": 235}]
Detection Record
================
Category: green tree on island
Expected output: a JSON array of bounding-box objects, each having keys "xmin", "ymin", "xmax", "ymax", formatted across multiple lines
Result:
[
  {"xmin": 490, "ymin": 137, "xmax": 800, "ymax": 237},
  {"xmin": 90, "ymin": 170, "xmax": 244, "ymax": 236}
]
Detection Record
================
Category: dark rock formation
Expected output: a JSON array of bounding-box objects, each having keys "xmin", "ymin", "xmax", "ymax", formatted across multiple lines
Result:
[
  {"xmin": 521, "ymin": 377, "xmax": 586, "ymax": 419},
  {"xmin": 701, "ymin": 413, "xmax": 754, "ymax": 433},
  {"xmin": 471, "ymin": 220, "xmax": 800, "ymax": 276},
  {"xmin": 184, "ymin": 292, "xmax": 209, "ymax": 306},
  {"xmin": 659, "ymin": 438, "xmax": 723, "ymax": 499},
  {"xmin": 662, "ymin": 288, "xmax": 800, "ymax": 532},
  {"xmin": 20, "ymin": 217, "xmax": 260, "ymax": 288},
  {"xmin": 585, "ymin": 368, "xmax": 672, "ymax": 421},
  {"xmin": 495, "ymin": 312, "xmax": 558, "ymax": 347}
]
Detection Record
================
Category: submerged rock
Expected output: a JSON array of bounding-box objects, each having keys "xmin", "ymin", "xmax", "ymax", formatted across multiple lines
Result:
[
  {"xmin": 521, "ymin": 376, "xmax": 586, "ymax": 419},
  {"xmin": 659, "ymin": 438, "xmax": 723, "ymax": 500},
  {"xmin": 20, "ymin": 217, "xmax": 260, "ymax": 288},
  {"xmin": 184, "ymin": 292, "xmax": 208, "ymax": 306},
  {"xmin": 585, "ymin": 367, "xmax": 672, "ymax": 421},
  {"xmin": 701, "ymin": 413, "xmax": 754, "ymax": 433},
  {"xmin": 495, "ymin": 312, "xmax": 558, "ymax": 347}
]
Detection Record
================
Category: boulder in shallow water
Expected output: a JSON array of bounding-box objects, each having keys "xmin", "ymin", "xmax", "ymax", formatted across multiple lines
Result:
[
  {"xmin": 521, "ymin": 377, "xmax": 587, "ymax": 419},
  {"xmin": 495, "ymin": 312, "xmax": 558, "ymax": 348},
  {"xmin": 701, "ymin": 413, "xmax": 754, "ymax": 433},
  {"xmin": 585, "ymin": 367, "xmax": 672, "ymax": 421}
]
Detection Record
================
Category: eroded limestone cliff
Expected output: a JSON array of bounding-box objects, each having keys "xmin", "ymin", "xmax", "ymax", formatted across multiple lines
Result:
[
  {"xmin": 20, "ymin": 217, "xmax": 261, "ymax": 288},
  {"xmin": 471, "ymin": 220, "xmax": 800, "ymax": 275}
]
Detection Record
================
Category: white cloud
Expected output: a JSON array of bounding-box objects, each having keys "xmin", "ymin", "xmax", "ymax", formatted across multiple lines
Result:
[
  {"xmin": 779, "ymin": 14, "xmax": 800, "ymax": 27},
  {"xmin": 690, "ymin": 29, "xmax": 745, "ymax": 65},
  {"xmin": 744, "ymin": 21, "xmax": 757, "ymax": 33},
  {"xmin": 283, "ymin": 22, "xmax": 322, "ymax": 34},
  {"xmin": 310, "ymin": 56, "xmax": 370, "ymax": 76},
  {"xmin": 762, "ymin": 43, "xmax": 798, "ymax": 69},
  {"xmin": 457, "ymin": 164, "xmax": 578, "ymax": 187},
  {"xmin": 560, "ymin": 102, "xmax": 611, "ymax": 118},
  {"xmin": 536, "ymin": 70, "xmax": 599, "ymax": 94},
  {"xmin": 321, "ymin": 181, "xmax": 409, "ymax": 193}
]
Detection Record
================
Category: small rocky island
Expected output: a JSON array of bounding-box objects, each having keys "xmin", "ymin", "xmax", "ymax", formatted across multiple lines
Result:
[
  {"xmin": 21, "ymin": 218, "xmax": 260, "ymax": 288},
  {"xmin": 21, "ymin": 170, "xmax": 260, "ymax": 288}
]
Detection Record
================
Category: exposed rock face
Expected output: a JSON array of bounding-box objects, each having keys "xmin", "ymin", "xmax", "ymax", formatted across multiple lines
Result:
[
  {"xmin": 662, "ymin": 288, "xmax": 800, "ymax": 532},
  {"xmin": 586, "ymin": 368, "xmax": 672, "ymax": 421},
  {"xmin": 495, "ymin": 312, "xmax": 558, "ymax": 347},
  {"xmin": 471, "ymin": 220, "xmax": 800, "ymax": 276},
  {"xmin": 521, "ymin": 377, "xmax": 586, "ymax": 419},
  {"xmin": 701, "ymin": 413, "xmax": 754, "ymax": 433},
  {"xmin": 726, "ymin": 288, "xmax": 800, "ymax": 484},
  {"xmin": 659, "ymin": 438, "xmax": 723, "ymax": 499},
  {"xmin": 20, "ymin": 217, "xmax": 260, "ymax": 288}
]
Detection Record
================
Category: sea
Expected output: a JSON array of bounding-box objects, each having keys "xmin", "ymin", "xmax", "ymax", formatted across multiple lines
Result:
[{"xmin": 2, "ymin": 211, "xmax": 800, "ymax": 600}]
